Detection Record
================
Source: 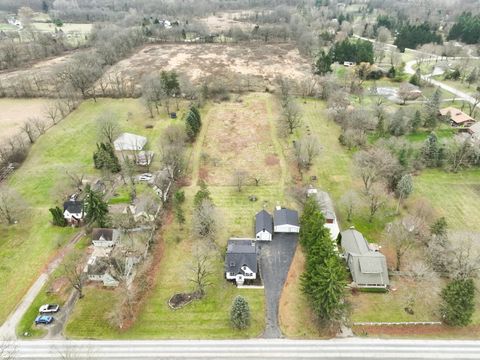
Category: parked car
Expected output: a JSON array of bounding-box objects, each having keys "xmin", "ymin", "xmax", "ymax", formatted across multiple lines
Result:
[
  {"xmin": 35, "ymin": 315, "xmax": 53, "ymax": 325},
  {"xmin": 138, "ymin": 173, "xmax": 153, "ymax": 182},
  {"xmin": 39, "ymin": 304, "xmax": 60, "ymax": 313}
]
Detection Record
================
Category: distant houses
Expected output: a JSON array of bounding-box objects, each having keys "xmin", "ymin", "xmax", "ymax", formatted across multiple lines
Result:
[
  {"xmin": 224, "ymin": 239, "xmax": 258, "ymax": 286},
  {"xmin": 440, "ymin": 107, "xmax": 476, "ymax": 128},
  {"xmin": 273, "ymin": 207, "xmax": 299, "ymax": 233},
  {"xmin": 340, "ymin": 228, "xmax": 389, "ymax": 289},
  {"xmin": 92, "ymin": 228, "xmax": 120, "ymax": 247},
  {"xmin": 255, "ymin": 210, "xmax": 273, "ymax": 241}
]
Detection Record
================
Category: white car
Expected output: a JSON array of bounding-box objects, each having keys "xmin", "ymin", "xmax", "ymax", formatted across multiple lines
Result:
[
  {"xmin": 138, "ymin": 173, "xmax": 153, "ymax": 182},
  {"xmin": 39, "ymin": 304, "xmax": 60, "ymax": 313}
]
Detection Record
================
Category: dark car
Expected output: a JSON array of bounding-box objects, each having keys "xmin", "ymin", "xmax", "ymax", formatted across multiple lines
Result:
[{"xmin": 35, "ymin": 315, "xmax": 53, "ymax": 325}]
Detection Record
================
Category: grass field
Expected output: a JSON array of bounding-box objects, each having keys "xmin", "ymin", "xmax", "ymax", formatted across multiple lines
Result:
[
  {"xmin": 0, "ymin": 98, "xmax": 178, "ymax": 326},
  {"xmin": 32, "ymin": 22, "xmax": 92, "ymax": 34},
  {"xmin": 414, "ymin": 169, "xmax": 480, "ymax": 231}
]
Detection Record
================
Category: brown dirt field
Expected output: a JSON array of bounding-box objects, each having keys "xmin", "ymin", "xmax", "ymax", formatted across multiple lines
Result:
[
  {"xmin": 0, "ymin": 98, "xmax": 52, "ymax": 143},
  {"xmin": 99, "ymin": 43, "xmax": 312, "ymax": 93},
  {"xmin": 201, "ymin": 93, "xmax": 282, "ymax": 186},
  {"xmin": 198, "ymin": 11, "xmax": 255, "ymax": 32}
]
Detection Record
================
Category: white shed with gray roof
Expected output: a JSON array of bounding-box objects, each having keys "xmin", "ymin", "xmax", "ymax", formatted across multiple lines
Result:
[
  {"xmin": 255, "ymin": 210, "xmax": 273, "ymax": 241},
  {"xmin": 273, "ymin": 207, "xmax": 299, "ymax": 233},
  {"xmin": 340, "ymin": 228, "xmax": 389, "ymax": 288}
]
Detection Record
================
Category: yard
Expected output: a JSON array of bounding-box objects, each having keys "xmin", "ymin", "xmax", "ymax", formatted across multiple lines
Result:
[
  {"xmin": 66, "ymin": 94, "xmax": 278, "ymax": 338},
  {"xmin": 0, "ymin": 98, "xmax": 179, "ymax": 326}
]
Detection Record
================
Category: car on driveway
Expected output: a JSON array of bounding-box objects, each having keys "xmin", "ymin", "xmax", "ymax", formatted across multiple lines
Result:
[
  {"xmin": 39, "ymin": 304, "xmax": 60, "ymax": 313},
  {"xmin": 35, "ymin": 315, "xmax": 53, "ymax": 325},
  {"xmin": 138, "ymin": 173, "xmax": 153, "ymax": 182}
]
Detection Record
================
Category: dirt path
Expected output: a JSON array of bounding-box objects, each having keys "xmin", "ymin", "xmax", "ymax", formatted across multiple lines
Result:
[
  {"xmin": 0, "ymin": 231, "xmax": 84, "ymax": 340},
  {"xmin": 189, "ymin": 105, "xmax": 213, "ymax": 188},
  {"xmin": 266, "ymin": 96, "xmax": 288, "ymax": 189}
]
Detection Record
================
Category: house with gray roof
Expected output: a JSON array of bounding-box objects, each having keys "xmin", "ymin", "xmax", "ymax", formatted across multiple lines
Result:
[
  {"xmin": 63, "ymin": 200, "xmax": 85, "ymax": 224},
  {"xmin": 255, "ymin": 210, "xmax": 273, "ymax": 241},
  {"xmin": 225, "ymin": 239, "xmax": 257, "ymax": 285},
  {"xmin": 92, "ymin": 228, "xmax": 120, "ymax": 247},
  {"xmin": 340, "ymin": 228, "xmax": 389, "ymax": 289},
  {"xmin": 273, "ymin": 207, "xmax": 299, "ymax": 233}
]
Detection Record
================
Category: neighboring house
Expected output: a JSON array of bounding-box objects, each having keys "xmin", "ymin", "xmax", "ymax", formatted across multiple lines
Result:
[
  {"xmin": 307, "ymin": 188, "xmax": 340, "ymax": 241},
  {"xmin": 85, "ymin": 256, "xmax": 119, "ymax": 287},
  {"xmin": 114, "ymin": 133, "xmax": 147, "ymax": 151},
  {"xmin": 468, "ymin": 122, "xmax": 480, "ymax": 140},
  {"xmin": 63, "ymin": 200, "xmax": 85, "ymax": 224},
  {"xmin": 225, "ymin": 239, "xmax": 258, "ymax": 286},
  {"xmin": 440, "ymin": 107, "xmax": 476, "ymax": 127},
  {"xmin": 340, "ymin": 228, "xmax": 389, "ymax": 289},
  {"xmin": 273, "ymin": 207, "xmax": 299, "ymax": 233},
  {"xmin": 92, "ymin": 228, "xmax": 120, "ymax": 247},
  {"xmin": 255, "ymin": 210, "xmax": 273, "ymax": 241},
  {"xmin": 135, "ymin": 150, "xmax": 154, "ymax": 166}
]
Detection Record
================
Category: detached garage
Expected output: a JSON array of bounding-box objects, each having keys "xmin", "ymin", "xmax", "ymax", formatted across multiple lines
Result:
[
  {"xmin": 255, "ymin": 210, "xmax": 273, "ymax": 241},
  {"xmin": 273, "ymin": 207, "xmax": 299, "ymax": 233}
]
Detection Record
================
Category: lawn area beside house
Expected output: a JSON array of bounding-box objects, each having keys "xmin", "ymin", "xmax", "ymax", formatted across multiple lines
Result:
[{"xmin": 0, "ymin": 98, "xmax": 176, "ymax": 326}]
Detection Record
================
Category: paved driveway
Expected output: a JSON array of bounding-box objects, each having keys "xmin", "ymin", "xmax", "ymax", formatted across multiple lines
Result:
[{"xmin": 258, "ymin": 233, "xmax": 298, "ymax": 338}]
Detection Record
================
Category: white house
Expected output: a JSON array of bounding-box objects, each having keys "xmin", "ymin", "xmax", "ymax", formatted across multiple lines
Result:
[
  {"xmin": 307, "ymin": 188, "xmax": 340, "ymax": 242},
  {"xmin": 273, "ymin": 207, "xmax": 299, "ymax": 233},
  {"xmin": 114, "ymin": 133, "xmax": 147, "ymax": 151},
  {"xmin": 255, "ymin": 210, "xmax": 273, "ymax": 241},
  {"xmin": 63, "ymin": 200, "xmax": 85, "ymax": 224},
  {"xmin": 224, "ymin": 239, "xmax": 257, "ymax": 286},
  {"xmin": 92, "ymin": 228, "xmax": 120, "ymax": 247}
]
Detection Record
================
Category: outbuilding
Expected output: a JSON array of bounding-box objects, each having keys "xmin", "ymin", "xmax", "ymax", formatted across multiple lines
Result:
[
  {"xmin": 114, "ymin": 133, "xmax": 147, "ymax": 151},
  {"xmin": 255, "ymin": 210, "xmax": 273, "ymax": 241},
  {"xmin": 273, "ymin": 207, "xmax": 299, "ymax": 233}
]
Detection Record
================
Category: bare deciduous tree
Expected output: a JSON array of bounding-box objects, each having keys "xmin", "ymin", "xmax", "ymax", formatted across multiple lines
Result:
[
  {"xmin": 159, "ymin": 125, "xmax": 187, "ymax": 181},
  {"xmin": 366, "ymin": 183, "xmax": 387, "ymax": 223},
  {"xmin": 97, "ymin": 112, "xmax": 120, "ymax": 144},
  {"xmin": 294, "ymin": 136, "xmax": 320, "ymax": 172},
  {"xmin": 233, "ymin": 169, "xmax": 248, "ymax": 192},
  {"xmin": 188, "ymin": 248, "xmax": 213, "ymax": 297},
  {"xmin": 20, "ymin": 120, "xmax": 37, "ymax": 144},
  {"xmin": 386, "ymin": 218, "xmax": 415, "ymax": 271},
  {"xmin": 281, "ymin": 100, "xmax": 302, "ymax": 134},
  {"xmin": 62, "ymin": 251, "xmax": 86, "ymax": 299},
  {"xmin": 0, "ymin": 186, "xmax": 26, "ymax": 225},
  {"xmin": 339, "ymin": 190, "xmax": 361, "ymax": 222},
  {"xmin": 354, "ymin": 147, "xmax": 398, "ymax": 194},
  {"xmin": 192, "ymin": 199, "xmax": 218, "ymax": 243}
]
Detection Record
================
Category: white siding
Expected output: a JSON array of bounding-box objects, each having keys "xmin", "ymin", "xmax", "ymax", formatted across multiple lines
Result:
[
  {"xmin": 274, "ymin": 225, "xmax": 300, "ymax": 233},
  {"xmin": 256, "ymin": 230, "xmax": 272, "ymax": 241}
]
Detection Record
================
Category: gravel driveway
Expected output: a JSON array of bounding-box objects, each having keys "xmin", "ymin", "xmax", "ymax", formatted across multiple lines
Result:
[{"xmin": 258, "ymin": 233, "xmax": 298, "ymax": 338}]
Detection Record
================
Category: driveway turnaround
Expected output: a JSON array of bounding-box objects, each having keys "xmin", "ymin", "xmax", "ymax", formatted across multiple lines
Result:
[{"xmin": 258, "ymin": 233, "xmax": 298, "ymax": 338}]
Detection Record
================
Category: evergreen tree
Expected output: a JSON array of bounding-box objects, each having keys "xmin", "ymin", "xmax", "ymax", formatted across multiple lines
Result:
[
  {"xmin": 230, "ymin": 295, "xmax": 251, "ymax": 329},
  {"xmin": 447, "ymin": 12, "xmax": 480, "ymax": 45},
  {"xmin": 314, "ymin": 50, "xmax": 333, "ymax": 75},
  {"xmin": 430, "ymin": 217, "xmax": 448, "ymax": 237},
  {"xmin": 185, "ymin": 107, "xmax": 202, "ymax": 141},
  {"xmin": 411, "ymin": 110, "xmax": 422, "ymax": 132},
  {"xmin": 193, "ymin": 181, "xmax": 211, "ymax": 208},
  {"xmin": 93, "ymin": 143, "xmax": 121, "ymax": 173},
  {"xmin": 173, "ymin": 190, "xmax": 186, "ymax": 225},
  {"xmin": 441, "ymin": 278, "xmax": 476, "ymax": 326},
  {"xmin": 424, "ymin": 87, "xmax": 441, "ymax": 129},
  {"xmin": 394, "ymin": 23, "xmax": 442, "ymax": 52},
  {"xmin": 395, "ymin": 174, "xmax": 413, "ymax": 213},
  {"xmin": 302, "ymin": 256, "xmax": 347, "ymax": 323},
  {"xmin": 299, "ymin": 197, "xmax": 329, "ymax": 251},
  {"xmin": 49, "ymin": 206, "xmax": 67, "ymax": 227},
  {"xmin": 84, "ymin": 185, "xmax": 109, "ymax": 228},
  {"xmin": 422, "ymin": 132, "xmax": 442, "ymax": 167}
]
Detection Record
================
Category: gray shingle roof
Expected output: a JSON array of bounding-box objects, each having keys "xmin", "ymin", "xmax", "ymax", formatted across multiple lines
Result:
[
  {"xmin": 224, "ymin": 239, "xmax": 257, "ymax": 275},
  {"xmin": 63, "ymin": 200, "xmax": 84, "ymax": 214},
  {"xmin": 273, "ymin": 208, "xmax": 299, "ymax": 227},
  {"xmin": 255, "ymin": 210, "xmax": 273, "ymax": 234},
  {"xmin": 314, "ymin": 190, "xmax": 336, "ymax": 221},
  {"xmin": 340, "ymin": 229, "xmax": 389, "ymax": 287}
]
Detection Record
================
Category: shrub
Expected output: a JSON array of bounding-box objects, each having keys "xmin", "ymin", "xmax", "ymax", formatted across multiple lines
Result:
[{"xmin": 230, "ymin": 295, "xmax": 250, "ymax": 329}]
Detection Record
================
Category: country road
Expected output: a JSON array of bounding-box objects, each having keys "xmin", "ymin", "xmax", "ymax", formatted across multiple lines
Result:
[
  {"xmin": 0, "ymin": 231, "xmax": 84, "ymax": 340},
  {"xmin": 3, "ymin": 339, "xmax": 480, "ymax": 359}
]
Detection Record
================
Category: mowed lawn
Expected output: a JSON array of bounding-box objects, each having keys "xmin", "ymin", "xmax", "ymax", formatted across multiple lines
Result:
[
  {"xmin": 414, "ymin": 169, "xmax": 480, "ymax": 232},
  {"xmin": 0, "ymin": 98, "xmax": 173, "ymax": 325}
]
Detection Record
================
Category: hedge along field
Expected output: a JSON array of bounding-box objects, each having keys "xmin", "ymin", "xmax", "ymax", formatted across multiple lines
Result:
[{"xmin": 0, "ymin": 98, "xmax": 177, "ymax": 325}]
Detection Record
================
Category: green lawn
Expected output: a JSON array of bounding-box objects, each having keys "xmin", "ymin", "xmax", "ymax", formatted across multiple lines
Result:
[
  {"xmin": 32, "ymin": 22, "xmax": 93, "ymax": 34},
  {"xmin": 0, "ymin": 98, "xmax": 176, "ymax": 325},
  {"xmin": 414, "ymin": 169, "xmax": 480, "ymax": 232}
]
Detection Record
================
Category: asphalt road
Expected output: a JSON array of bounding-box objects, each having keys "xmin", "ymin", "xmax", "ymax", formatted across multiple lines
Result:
[
  {"xmin": 5, "ymin": 339, "xmax": 480, "ymax": 359},
  {"xmin": 258, "ymin": 233, "xmax": 298, "ymax": 338}
]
